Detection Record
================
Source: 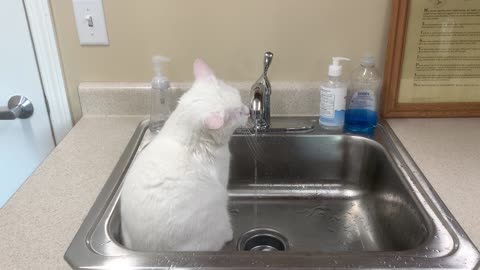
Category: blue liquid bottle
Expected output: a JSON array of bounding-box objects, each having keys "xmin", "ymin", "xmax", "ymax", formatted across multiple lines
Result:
[{"xmin": 345, "ymin": 55, "xmax": 382, "ymax": 136}]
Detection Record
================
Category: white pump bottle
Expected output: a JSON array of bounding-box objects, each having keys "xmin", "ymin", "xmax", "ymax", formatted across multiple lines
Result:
[
  {"xmin": 149, "ymin": 56, "xmax": 171, "ymax": 132},
  {"xmin": 319, "ymin": 57, "xmax": 350, "ymax": 129}
]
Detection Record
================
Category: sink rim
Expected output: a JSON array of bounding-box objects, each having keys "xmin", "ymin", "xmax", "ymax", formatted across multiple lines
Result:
[{"xmin": 65, "ymin": 118, "xmax": 480, "ymax": 269}]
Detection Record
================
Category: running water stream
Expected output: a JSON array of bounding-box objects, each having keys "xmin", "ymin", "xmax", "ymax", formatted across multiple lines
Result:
[{"xmin": 243, "ymin": 114, "xmax": 262, "ymax": 226}]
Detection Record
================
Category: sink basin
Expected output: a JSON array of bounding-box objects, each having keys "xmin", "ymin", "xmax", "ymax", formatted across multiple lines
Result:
[{"xmin": 65, "ymin": 118, "xmax": 480, "ymax": 269}]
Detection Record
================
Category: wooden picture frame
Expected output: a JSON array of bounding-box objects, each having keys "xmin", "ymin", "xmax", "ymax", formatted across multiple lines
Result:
[{"xmin": 382, "ymin": 0, "xmax": 480, "ymax": 118}]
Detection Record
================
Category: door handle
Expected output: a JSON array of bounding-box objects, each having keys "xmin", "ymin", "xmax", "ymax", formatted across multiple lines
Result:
[{"xmin": 0, "ymin": 95, "xmax": 34, "ymax": 120}]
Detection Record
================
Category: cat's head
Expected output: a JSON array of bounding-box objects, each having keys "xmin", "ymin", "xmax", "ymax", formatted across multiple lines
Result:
[{"xmin": 179, "ymin": 59, "xmax": 249, "ymax": 143}]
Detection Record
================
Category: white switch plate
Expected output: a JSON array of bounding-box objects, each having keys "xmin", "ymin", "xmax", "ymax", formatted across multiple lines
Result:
[{"xmin": 72, "ymin": 0, "xmax": 109, "ymax": 45}]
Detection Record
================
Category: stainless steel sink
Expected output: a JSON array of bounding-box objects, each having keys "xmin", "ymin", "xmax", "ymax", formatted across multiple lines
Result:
[{"xmin": 65, "ymin": 118, "xmax": 480, "ymax": 269}]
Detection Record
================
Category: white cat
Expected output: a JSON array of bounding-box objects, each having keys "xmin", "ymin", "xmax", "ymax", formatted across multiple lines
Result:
[{"xmin": 120, "ymin": 59, "xmax": 249, "ymax": 251}]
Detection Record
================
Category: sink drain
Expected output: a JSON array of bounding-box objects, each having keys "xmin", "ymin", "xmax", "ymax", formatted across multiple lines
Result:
[{"xmin": 237, "ymin": 228, "xmax": 288, "ymax": 251}]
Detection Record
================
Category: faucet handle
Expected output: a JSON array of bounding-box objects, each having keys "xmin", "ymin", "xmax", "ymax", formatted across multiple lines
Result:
[{"xmin": 263, "ymin": 52, "xmax": 273, "ymax": 75}]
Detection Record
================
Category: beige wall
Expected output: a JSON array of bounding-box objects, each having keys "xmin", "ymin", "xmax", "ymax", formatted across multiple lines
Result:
[{"xmin": 50, "ymin": 0, "xmax": 391, "ymax": 122}]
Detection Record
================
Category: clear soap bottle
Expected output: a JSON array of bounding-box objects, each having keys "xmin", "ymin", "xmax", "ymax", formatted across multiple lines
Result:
[
  {"xmin": 319, "ymin": 57, "xmax": 350, "ymax": 130},
  {"xmin": 149, "ymin": 56, "xmax": 171, "ymax": 133}
]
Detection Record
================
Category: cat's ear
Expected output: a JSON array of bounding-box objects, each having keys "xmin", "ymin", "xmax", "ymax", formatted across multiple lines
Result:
[
  {"xmin": 193, "ymin": 59, "xmax": 216, "ymax": 80},
  {"xmin": 205, "ymin": 112, "xmax": 224, "ymax": 130}
]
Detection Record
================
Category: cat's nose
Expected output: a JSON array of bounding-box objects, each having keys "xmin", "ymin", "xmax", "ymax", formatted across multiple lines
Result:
[{"xmin": 241, "ymin": 105, "xmax": 250, "ymax": 115}]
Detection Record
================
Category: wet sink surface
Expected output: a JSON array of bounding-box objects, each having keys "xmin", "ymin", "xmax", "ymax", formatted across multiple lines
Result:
[
  {"xmin": 223, "ymin": 134, "xmax": 428, "ymax": 252},
  {"xmin": 66, "ymin": 118, "xmax": 480, "ymax": 269}
]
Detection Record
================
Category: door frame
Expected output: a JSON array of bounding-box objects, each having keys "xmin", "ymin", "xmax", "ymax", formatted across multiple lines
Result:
[{"xmin": 23, "ymin": 0, "xmax": 72, "ymax": 143}]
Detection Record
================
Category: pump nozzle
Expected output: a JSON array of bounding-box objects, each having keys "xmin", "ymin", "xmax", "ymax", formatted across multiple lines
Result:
[
  {"xmin": 152, "ymin": 55, "xmax": 170, "ymax": 75},
  {"xmin": 332, "ymin": 57, "xmax": 350, "ymax": 66},
  {"xmin": 329, "ymin": 57, "xmax": 350, "ymax": 77}
]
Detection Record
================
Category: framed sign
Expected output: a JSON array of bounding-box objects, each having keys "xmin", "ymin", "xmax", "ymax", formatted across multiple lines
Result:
[{"xmin": 382, "ymin": 0, "xmax": 480, "ymax": 117}]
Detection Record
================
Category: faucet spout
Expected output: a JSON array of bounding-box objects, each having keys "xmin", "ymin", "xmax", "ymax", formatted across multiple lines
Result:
[
  {"xmin": 250, "ymin": 93, "xmax": 263, "ymax": 124},
  {"xmin": 250, "ymin": 52, "xmax": 273, "ymax": 130},
  {"xmin": 251, "ymin": 96, "xmax": 262, "ymax": 113}
]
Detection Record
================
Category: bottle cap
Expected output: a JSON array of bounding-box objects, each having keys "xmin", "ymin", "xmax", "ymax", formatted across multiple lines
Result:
[{"xmin": 360, "ymin": 54, "xmax": 375, "ymax": 67}]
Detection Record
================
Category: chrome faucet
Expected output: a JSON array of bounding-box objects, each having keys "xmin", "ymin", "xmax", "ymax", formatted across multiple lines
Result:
[
  {"xmin": 250, "ymin": 52, "xmax": 273, "ymax": 130},
  {"xmin": 245, "ymin": 52, "xmax": 315, "ymax": 133}
]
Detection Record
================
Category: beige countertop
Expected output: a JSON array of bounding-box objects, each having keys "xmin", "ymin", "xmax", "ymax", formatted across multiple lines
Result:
[
  {"xmin": 0, "ymin": 116, "xmax": 479, "ymax": 269},
  {"xmin": 387, "ymin": 118, "xmax": 480, "ymax": 247},
  {"xmin": 0, "ymin": 116, "xmax": 144, "ymax": 269}
]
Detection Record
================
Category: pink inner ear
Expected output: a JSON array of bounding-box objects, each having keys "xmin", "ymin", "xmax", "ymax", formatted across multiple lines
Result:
[
  {"xmin": 193, "ymin": 59, "xmax": 215, "ymax": 80},
  {"xmin": 205, "ymin": 113, "xmax": 224, "ymax": 130}
]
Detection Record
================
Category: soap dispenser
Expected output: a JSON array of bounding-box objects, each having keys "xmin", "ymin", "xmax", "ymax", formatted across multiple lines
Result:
[
  {"xmin": 319, "ymin": 57, "xmax": 350, "ymax": 129},
  {"xmin": 149, "ymin": 56, "xmax": 171, "ymax": 133}
]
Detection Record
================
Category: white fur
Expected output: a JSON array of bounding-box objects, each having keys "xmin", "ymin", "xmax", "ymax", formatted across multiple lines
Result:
[{"xmin": 120, "ymin": 59, "xmax": 249, "ymax": 251}]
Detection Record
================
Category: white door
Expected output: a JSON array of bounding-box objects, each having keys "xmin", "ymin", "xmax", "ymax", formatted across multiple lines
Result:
[{"xmin": 0, "ymin": 0, "xmax": 55, "ymax": 207}]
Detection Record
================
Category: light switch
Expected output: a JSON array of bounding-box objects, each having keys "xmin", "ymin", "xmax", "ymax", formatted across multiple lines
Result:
[
  {"xmin": 86, "ymin": 15, "xmax": 94, "ymax": 27},
  {"xmin": 72, "ymin": 0, "xmax": 109, "ymax": 45}
]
